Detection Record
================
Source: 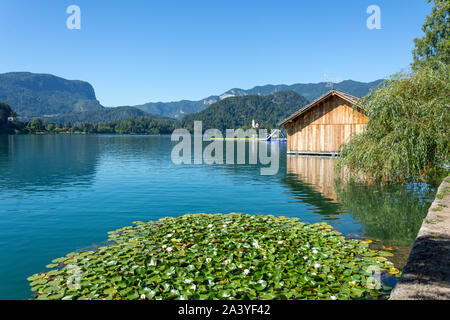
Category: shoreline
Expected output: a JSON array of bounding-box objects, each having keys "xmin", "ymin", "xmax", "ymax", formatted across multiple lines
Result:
[{"xmin": 390, "ymin": 176, "xmax": 450, "ymax": 300}]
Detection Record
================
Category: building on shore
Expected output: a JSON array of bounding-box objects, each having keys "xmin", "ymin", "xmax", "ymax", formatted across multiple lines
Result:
[{"xmin": 279, "ymin": 90, "xmax": 368, "ymax": 156}]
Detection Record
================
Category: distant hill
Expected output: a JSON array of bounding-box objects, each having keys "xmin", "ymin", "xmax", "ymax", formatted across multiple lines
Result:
[
  {"xmin": 134, "ymin": 79, "xmax": 383, "ymax": 119},
  {"xmin": 134, "ymin": 96, "xmax": 220, "ymax": 120},
  {"xmin": 44, "ymin": 106, "xmax": 173, "ymax": 124},
  {"xmin": 221, "ymin": 79, "xmax": 384, "ymax": 103},
  {"xmin": 0, "ymin": 72, "xmax": 103, "ymax": 118},
  {"xmin": 177, "ymin": 91, "xmax": 309, "ymax": 132}
]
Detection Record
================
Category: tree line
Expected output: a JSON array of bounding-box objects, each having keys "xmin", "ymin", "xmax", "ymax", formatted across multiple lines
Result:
[
  {"xmin": 1, "ymin": 90, "xmax": 310, "ymax": 135},
  {"xmin": 1, "ymin": 115, "xmax": 175, "ymax": 135}
]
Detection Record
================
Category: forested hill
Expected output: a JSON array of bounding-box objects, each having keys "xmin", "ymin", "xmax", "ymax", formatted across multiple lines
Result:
[
  {"xmin": 177, "ymin": 91, "xmax": 309, "ymax": 132},
  {"xmin": 0, "ymin": 72, "xmax": 103, "ymax": 118}
]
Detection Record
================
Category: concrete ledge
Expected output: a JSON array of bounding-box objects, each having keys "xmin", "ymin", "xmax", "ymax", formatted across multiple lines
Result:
[{"xmin": 390, "ymin": 176, "xmax": 450, "ymax": 300}]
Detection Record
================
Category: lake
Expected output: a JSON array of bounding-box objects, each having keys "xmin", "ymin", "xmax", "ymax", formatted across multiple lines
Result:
[{"xmin": 0, "ymin": 135, "xmax": 436, "ymax": 299}]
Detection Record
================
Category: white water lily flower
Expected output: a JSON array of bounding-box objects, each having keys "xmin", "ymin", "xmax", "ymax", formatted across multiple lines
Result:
[
  {"xmin": 314, "ymin": 263, "xmax": 321, "ymax": 269},
  {"xmin": 205, "ymin": 258, "xmax": 212, "ymax": 263},
  {"xmin": 243, "ymin": 269, "xmax": 250, "ymax": 275}
]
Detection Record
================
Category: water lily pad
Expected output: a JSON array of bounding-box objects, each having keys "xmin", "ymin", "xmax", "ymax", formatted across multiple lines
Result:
[{"xmin": 27, "ymin": 213, "xmax": 397, "ymax": 300}]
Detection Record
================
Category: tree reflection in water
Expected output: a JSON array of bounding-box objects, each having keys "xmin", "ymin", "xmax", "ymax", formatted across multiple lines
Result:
[{"xmin": 286, "ymin": 156, "xmax": 436, "ymax": 268}]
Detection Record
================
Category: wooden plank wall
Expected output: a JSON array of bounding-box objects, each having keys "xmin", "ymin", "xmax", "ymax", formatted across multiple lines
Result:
[
  {"xmin": 287, "ymin": 156, "xmax": 342, "ymax": 201},
  {"xmin": 285, "ymin": 96, "xmax": 368, "ymax": 153}
]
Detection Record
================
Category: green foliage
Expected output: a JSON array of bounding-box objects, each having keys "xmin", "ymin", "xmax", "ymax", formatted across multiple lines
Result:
[
  {"xmin": 338, "ymin": 0, "xmax": 450, "ymax": 184},
  {"xmin": 28, "ymin": 213, "xmax": 398, "ymax": 300},
  {"xmin": 26, "ymin": 118, "xmax": 45, "ymax": 132},
  {"xmin": 10, "ymin": 116, "xmax": 174, "ymax": 135},
  {"xmin": 178, "ymin": 91, "xmax": 309, "ymax": 133},
  {"xmin": 0, "ymin": 102, "xmax": 18, "ymax": 134},
  {"xmin": 338, "ymin": 63, "xmax": 449, "ymax": 183},
  {"xmin": 98, "ymin": 116, "xmax": 174, "ymax": 134},
  {"xmin": 43, "ymin": 106, "xmax": 171, "ymax": 124},
  {"xmin": 412, "ymin": 0, "xmax": 450, "ymax": 69},
  {"xmin": 334, "ymin": 181, "xmax": 435, "ymax": 246},
  {"xmin": 0, "ymin": 102, "xmax": 13, "ymax": 123}
]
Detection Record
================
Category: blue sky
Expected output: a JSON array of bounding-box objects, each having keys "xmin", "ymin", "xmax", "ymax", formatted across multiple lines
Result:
[{"xmin": 0, "ymin": 0, "xmax": 431, "ymax": 106}]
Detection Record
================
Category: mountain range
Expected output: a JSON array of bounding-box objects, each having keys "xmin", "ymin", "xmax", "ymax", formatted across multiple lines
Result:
[
  {"xmin": 0, "ymin": 72, "xmax": 384, "ymax": 123},
  {"xmin": 134, "ymin": 79, "xmax": 383, "ymax": 119}
]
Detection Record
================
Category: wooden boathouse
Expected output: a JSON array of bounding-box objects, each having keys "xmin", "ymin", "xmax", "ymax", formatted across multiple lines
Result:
[{"xmin": 279, "ymin": 90, "xmax": 368, "ymax": 156}]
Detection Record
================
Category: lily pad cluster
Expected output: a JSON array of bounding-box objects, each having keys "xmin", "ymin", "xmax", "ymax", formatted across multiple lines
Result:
[{"xmin": 28, "ymin": 213, "xmax": 399, "ymax": 300}]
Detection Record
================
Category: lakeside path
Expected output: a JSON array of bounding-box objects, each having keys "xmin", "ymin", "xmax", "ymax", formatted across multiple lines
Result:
[{"xmin": 390, "ymin": 176, "xmax": 450, "ymax": 300}]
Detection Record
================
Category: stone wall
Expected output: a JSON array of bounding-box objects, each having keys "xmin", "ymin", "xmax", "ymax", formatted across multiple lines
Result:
[{"xmin": 390, "ymin": 176, "xmax": 450, "ymax": 300}]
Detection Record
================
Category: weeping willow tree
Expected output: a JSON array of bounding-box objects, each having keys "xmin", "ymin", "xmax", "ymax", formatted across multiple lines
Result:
[
  {"xmin": 412, "ymin": 0, "xmax": 449, "ymax": 70},
  {"xmin": 337, "ymin": 63, "xmax": 449, "ymax": 184},
  {"xmin": 337, "ymin": 0, "xmax": 449, "ymax": 184}
]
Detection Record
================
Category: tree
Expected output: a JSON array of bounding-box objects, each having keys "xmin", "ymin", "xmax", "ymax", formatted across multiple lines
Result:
[
  {"xmin": 0, "ymin": 102, "xmax": 14, "ymax": 134},
  {"xmin": 27, "ymin": 118, "xmax": 44, "ymax": 132},
  {"xmin": 45, "ymin": 122, "xmax": 56, "ymax": 132},
  {"xmin": 337, "ymin": 63, "xmax": 449, "ymax": 183},
  {"xmin": 0, "ymin": 102, "xmax": 14, "ymax": 122},
  {"xmin": 338, "ymin": 0, "xmax": 450, "ymax": 184},
  {"xmin": 412, "ymin": 0, "xmax": 450, "ymax": 69}
]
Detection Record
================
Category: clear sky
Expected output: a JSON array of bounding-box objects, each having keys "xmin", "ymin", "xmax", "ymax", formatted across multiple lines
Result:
[{"xmin": 0, "ymin": 0, "xmax": 431, "ymax": 106}]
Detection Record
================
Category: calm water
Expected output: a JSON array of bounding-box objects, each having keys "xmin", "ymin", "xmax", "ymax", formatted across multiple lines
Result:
[{"xmin": 0, "ymin": 135, "xmax": 436, "ymax": 299}]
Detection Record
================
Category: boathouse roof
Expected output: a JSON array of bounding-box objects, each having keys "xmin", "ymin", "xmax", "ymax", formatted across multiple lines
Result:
[{"xmin": 279, "ymin": 89, "xmax": 360, "ymax": 126}]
